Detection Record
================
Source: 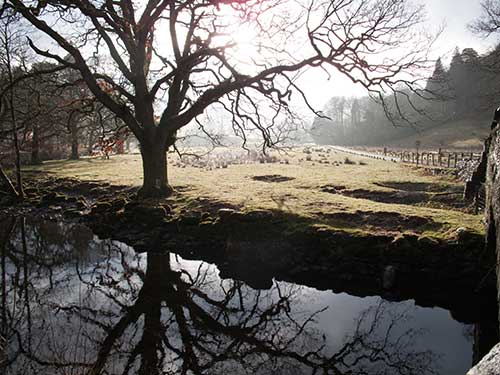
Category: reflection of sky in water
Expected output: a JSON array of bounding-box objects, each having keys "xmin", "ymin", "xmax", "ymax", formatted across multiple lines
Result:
[
  {"xmin": 172, "ymin": 255, "xmax": 472, "ymax": 375},
  {"xmin": 3, "ymin": 219, "xmax": 474, "ymax": 375}
]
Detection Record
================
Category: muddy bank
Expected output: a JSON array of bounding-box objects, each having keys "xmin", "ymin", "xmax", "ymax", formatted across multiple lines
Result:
[{"xmin": 0, "ymin": 172, "xmax": 497, "ymax": 325}]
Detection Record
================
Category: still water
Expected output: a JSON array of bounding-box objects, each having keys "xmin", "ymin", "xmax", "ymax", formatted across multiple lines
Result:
[{"xmin": 0, "ymin": 217, "xmax": 476, "ymax": 374}]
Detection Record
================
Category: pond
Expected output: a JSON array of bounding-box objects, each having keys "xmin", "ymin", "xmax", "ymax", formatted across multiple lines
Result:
[{"xmin": 0, "ymin": 216, "xmax": 495, "ymax": 374}]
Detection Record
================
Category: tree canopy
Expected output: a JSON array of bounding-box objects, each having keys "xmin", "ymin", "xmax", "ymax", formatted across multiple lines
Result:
[{"xmin": 5, "ymin": 0, "xmax": 433, "ymax": 196}]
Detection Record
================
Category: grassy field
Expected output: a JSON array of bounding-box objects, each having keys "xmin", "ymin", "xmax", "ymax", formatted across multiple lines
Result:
[
  {"xmin": 24, "ymin": 146, "xmax": 484, "ymax": 239},
  {"xmin": 386, "ymin": 117, "xmax": 491, "ymax": 150}
]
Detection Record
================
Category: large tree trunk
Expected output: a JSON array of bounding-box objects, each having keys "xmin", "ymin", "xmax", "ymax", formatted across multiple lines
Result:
[
  {"xmin": 70, "ymin": 138, "xmax": 79, "ymax": 160},
  {"xmin": 138, "ymin": 138, "xmax": 173, "ymax": 198},
  {"xmin": 87, "ymin": 128, "xmax": 96, "ymax": 155},
  {"xmin": 69, "ymin": 123, "xmax": 79, "ymax": 160}
]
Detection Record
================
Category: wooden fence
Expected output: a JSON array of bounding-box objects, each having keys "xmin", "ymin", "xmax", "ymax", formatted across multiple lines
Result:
[{"xmin": 377, "ymin": 148, "xmax": 482, "ymax": 169}]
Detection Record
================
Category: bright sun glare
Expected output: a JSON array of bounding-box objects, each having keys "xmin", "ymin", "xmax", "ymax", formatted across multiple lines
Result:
[{"xmin": 216, "ymin": 6, "xmax": 262, "ymax": 67}]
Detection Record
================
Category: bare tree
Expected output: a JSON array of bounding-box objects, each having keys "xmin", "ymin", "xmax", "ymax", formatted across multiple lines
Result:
[
  {"xmin": 0, "ymin": 9, "xmax": 30, "ymax": 199},
  {"xmin": 7, "ymin": 0, "xmax": 432, "ymax": 197},
  {"xmin": 470, "ymin": 0, "xmax": 500, "ymax": 36},
  {"xmin": 2, "ymin": 230, "xmax": 439, "ymax": 375},
  {"xmin": 0, "ymin": 98, "xmax": 18, "ymax": 198}
]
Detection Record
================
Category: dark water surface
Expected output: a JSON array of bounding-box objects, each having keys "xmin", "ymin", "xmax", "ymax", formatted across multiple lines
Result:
[{"xmin": 0, "ymin": 216, "xmax": 485, "ymax": 374}]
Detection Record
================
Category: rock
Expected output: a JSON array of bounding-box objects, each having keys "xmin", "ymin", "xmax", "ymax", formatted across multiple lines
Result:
[
  {"xmin": 0, "ymin": 195, "xmax": 16, "ymax": 207},
  {"xmin": 390, "ymin": 233, "xmax": 419, "ymax": 254},
  {"xmin": 24, "ymin": 187, "xmax": 39, "ymax": 196},
  {"xmin": 177, "ymin": 215, "xmax": 200, "ymax": 226},
  {"xmin": 41, "ymin": 192, "xmax": 67, "ymax": 204},
  {"xmin": 218, "ymin": 208, "xmax": 275, "ymax": 224},
  {"xmin": 124, "ymin": 200, "xmax": 140, "ymax": 212},
  {"xmin": 455, "ymin": 227, "xmax": 477, "ymax": 243},
  {"xmin": 63, "ymin": 208, "xmax": 82, "ymax": 218},
  {"xmin": 111, "ymin": 197, "xmax": 127, "ymax": 211},
  {"xmin": 73, "ymin": 181, "xmax": 95, "ymax": 193},
  {"xmin": 241, "ymin": 210, "xmax": 274, "ymax": 222},
  {"xmin": 131, "ymin": 239, "xmax": 148, "ymax": 251},
  {"xmin": 382, "ymin": 265, "xmax": 396, "ymax": 289},
  {"xmin": 483, "ymin": 128, "xmax": 500, "ymax": 334},
  {"xmin": 75, "ymin": 197, "xmax": 88, "ymax": 210},
  {"xmin": 218, "ymin": 208, "xmax": 238, "ymax": 220},
  {"xmin": 447, "ymin": 227, "xmax": 479, "ymax": 244},
  {"xmin": 198, "ymin": 220, "xmax": 215, "ymax": 228},
  {"xmin": 467, "ymin": 343, "xmax": 500, "ymax": 375},
  {"xmin": 66, "ymin": 196, "xmax": 78, "ymax": 203},
  {"xmin": 125, "ymin": 204, "xmax": 168, "ymax": 222},
  {"xmin": 90, "ymin": 201, "xmax": 113, "ymax": 215},
  {"xmin": 417, "ymin": 236, "xmax": 439, "ymax": 248},
  {"xmin": 89, "ymin": 186, "xmax": 107, "ymax": 196}
]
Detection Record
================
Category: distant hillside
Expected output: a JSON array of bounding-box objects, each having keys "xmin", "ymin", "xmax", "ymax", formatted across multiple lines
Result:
[
  {"xmin": 310, "ymin": 46, "xmax": 500, "ymax": 150},
  {"xmin": 383, "ymin": 117, "xmax": 491, "ymax": 151}
]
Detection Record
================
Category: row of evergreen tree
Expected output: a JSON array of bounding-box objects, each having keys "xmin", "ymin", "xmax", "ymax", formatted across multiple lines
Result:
[{"xmin": 310, "ymin": 46, "xmax": 500, "ymax": 146}]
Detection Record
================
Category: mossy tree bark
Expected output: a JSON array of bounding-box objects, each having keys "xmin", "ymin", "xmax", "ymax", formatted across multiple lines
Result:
[{"xmin": 138, "ymin": 139, "xmax": 173, "ymax": 198}]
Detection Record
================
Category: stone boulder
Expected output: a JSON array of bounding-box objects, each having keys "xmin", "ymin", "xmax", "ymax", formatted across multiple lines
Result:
[{"xmin": 467, "ymin": 343, "xmax": 500, "ymax": 375}]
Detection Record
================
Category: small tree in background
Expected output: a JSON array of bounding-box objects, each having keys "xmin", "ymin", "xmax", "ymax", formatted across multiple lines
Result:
[
  {"xmin": 8, "ymin": 0, "xmax": 434, "ymax": 197},
  {"xmin": 0, "ymin": 9, "xmax": 30, "ymax": 199}
]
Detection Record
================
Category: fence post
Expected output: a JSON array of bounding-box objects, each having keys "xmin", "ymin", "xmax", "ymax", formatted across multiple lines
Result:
[{"xmin": 447, "ymin": 153, "xmax": 451, "ymax": 168}]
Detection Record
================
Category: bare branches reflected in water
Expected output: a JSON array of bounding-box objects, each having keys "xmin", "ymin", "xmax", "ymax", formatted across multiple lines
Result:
[{"xmin": 0, "ymin": 218, "xmax": 449, "ymax": 374}]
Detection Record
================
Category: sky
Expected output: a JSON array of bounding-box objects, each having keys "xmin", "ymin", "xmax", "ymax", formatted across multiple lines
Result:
[
  {"xmin": 425, "ymin": 0, "xmax": 492, "ymax": 57},
  {"xmin": 26, "ymin": 0, "xmax": 498, "ymax": 119},
  {"xmin": 298, "ymin": 0, "xmax": 497, "ymax": 111}
]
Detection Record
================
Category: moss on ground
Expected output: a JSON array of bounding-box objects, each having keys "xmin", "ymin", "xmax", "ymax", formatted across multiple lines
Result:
[{"xmin": 21, "ymin": 146, "xmax": 484, "ymax": 240}]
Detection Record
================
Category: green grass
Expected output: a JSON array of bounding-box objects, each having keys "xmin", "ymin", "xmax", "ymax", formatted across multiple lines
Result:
[
  {"xmin": 386, "ymin": 117, "xmax": 491, "ymax": 150},
  {"xmin": 23, "ymin": 146, "xmax": 484, "ymax": 239}
]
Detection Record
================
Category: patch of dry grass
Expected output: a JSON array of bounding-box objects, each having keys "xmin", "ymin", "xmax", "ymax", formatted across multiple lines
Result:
[{"xmin": 24, "ymin": 146, "xmax": 483, "ymax": 238}]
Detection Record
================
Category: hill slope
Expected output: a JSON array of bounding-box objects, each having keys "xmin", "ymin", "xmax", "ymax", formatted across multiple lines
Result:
[{"xmin": 386, "ymin": 118, "xmax": 491, "ymax": 150}]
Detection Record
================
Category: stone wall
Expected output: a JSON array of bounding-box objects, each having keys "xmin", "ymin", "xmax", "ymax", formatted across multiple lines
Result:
[
  {"xmin": 468, "ymin": 126, "xmax": 500, "ymax": 374},
  {"xmin": 485, "ymin": 127, "xmax": 500, "ymax": 330}
]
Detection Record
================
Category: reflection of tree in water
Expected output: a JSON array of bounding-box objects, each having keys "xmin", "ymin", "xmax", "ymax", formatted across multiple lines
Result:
[
  {"xmin": 1, "ymin": 218, "xmax": 439, "ymax": 375},
  {"xmin": 0, "ymin": 216, "xmax": 99, "ymax": 371},
  {"xmin": 336, "ymin": 302, "xmax": 439, "ymax": 374}
]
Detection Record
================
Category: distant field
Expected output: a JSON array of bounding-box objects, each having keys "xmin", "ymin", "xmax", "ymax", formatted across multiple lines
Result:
[
  {"xmin": 385, "ymin": 117, "xmax": 491, "ymax": 150},
  {"xmin": 24, "ymin": 146, "xmax": 484, "ymax": 238}
]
